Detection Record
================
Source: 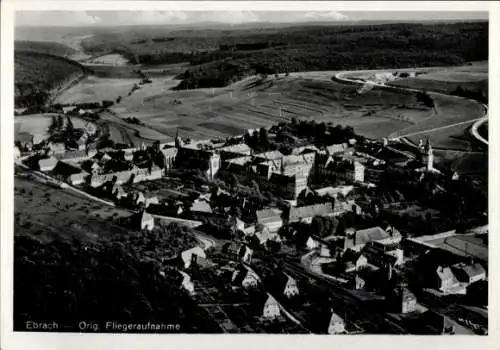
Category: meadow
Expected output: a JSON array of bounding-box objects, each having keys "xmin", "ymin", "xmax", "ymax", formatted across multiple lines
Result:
[
  {"xmin": 108, "ymin": 74, "xmax": 435, "ymax": 142},
  {"xmin": 15, "ymin": 114, "xmax": 88, "ymax": 144},
  {"xmin": 54, "ymin": 76, "xmax": 141, "ymax": 104}
]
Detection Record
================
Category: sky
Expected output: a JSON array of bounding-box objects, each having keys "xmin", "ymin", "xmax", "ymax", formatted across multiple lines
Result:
[{"xmin": 15, "ymin": 10, "xmax": 488, "ymax": 27}]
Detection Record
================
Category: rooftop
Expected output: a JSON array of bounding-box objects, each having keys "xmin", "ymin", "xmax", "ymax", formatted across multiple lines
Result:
[{"xmin": 289, "ymin": 203, "xmax": 333, "ymax": 222}]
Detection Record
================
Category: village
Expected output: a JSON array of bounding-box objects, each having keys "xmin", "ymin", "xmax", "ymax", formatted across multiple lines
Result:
[{"xmin": 14, "ymin": 108, "xmax": 488, "ymax": 335}]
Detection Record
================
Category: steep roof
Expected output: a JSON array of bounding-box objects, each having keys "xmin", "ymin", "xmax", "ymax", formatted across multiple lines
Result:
[
  {"xmin": 15, "ymin": 131, "xmax": 34, "ymax": 143},
  {"xmin": 436, "ymin": 266, "xmax": 459, "ymax": 284},
  {"xmin": 289, "ymin": 203, "xmax": 333, "ymax": 222},
  {"xmin": 256, "ymin": 150, "xmax": 283, "ymax": 161},
  {"xmin": 181, "ymin": 246, "xmax": 206, "ymax": 266},
  {"xmin": 38, "ymin": 157, "xmax": 58, "ymax": 169},
  {"xmin": 256, "ymin": 208, "xmax": 282, "ymax": 224},
  {"xmin": 326, "ymin": 143, "xmax": 348, "ymax": 155},
  {"xmin": 354, "ymin": 226, "xmax": 392, "ymax": 246},
  {"xmin": 219, "ymin": 143, "xmax": 252, "ymax": 155},
  {"xmin": 457, "ymin": 263, "xmax": 486, "ymax": 278}
]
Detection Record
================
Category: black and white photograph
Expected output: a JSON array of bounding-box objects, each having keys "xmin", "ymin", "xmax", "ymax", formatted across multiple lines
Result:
[{"xmin": 1, "ymin": 1, "xmax": 498, "ymax": 349}]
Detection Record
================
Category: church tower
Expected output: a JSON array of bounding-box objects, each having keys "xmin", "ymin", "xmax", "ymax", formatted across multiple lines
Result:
[
  {"xmin": 175, "ymin": 128, "xmax": 183, "ymax": 149},
  {"xmin": 422, "ymin": 138, "xmax": 434, "ymax": 171}
]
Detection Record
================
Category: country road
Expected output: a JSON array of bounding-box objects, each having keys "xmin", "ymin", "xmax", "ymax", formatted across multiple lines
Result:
[{"xmin": 333, "ymin": 71, "xmax": 488, "ymax": 147}]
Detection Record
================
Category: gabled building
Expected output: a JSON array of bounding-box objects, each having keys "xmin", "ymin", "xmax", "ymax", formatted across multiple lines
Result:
[
  {"xmin": 288, "ymin": 203, "xmax": 333, "ymax": 224},
  {"xmin": 436, "ymin": 266, "xmax": 465, "ymax": 294},
  {"xmin": 232, "ymin": 266, "xmax": 259, "ymax": 289},
  {"xmin": 283, "ymin": 274, "xmax": 299, "ymax": 298},
  {"xmin": 388, "ymin": 286, "xmax": 417, "ymax": 314},
  {"xmin": 262, "ymin": 295, "xmax": 281, "ymax": 320},
  {"xmin": 179, "ymin": 271, "xmax": 195, "ymax": 296},
  {"xmin": 452, "ymin": 263, "xmax": 486, "ymax": 284},
  {"xmin": 131, "ymin": 210, "xmax": 155, "ymax": 231},
  {"xmin": 327, "ymin": 310, "xmax": 346, "ymax": 334},
  {"xmin": 15, "ymin": 132, "xmax": 34, "ymax": 151},
  {"xmin": 222, "ymin": 242, "xmax": 253, "ymax": 264},
  {"xmin": 181, "ymin": 247, "xmax": 207, "ymax": 269},
  {"xmin": 256, "ymin": 208, "xmax": 283, "ymax": 233},
  {"xmin": 38, "ymin": 157, "xmax": 58, "ymax": 172},
  {"xmin": 342, "ymin": 226, "xmax": 401, "ymax": 252}
]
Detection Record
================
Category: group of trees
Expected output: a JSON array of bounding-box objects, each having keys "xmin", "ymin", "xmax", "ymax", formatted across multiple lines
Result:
[{"xmin": 14, "ymin": 221, "xmax": 220, "ymax": 332}]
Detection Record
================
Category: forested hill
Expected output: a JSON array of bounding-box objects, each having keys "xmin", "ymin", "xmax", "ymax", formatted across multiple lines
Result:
[
  {"xmin": 15, "ymin": 51, "xmax": 87, "ymax": 109},
  {"xmin": 15, "ymin": 40, "xmax": 76, "ymax": 57},
  {"xmin": 80, "ymin": 21, "xmax": 488, "ymax": 90}
]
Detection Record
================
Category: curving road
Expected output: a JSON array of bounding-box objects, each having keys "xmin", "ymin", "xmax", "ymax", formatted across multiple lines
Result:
[{"xmin": 333, "ymin": 71, "xmax": 489, "ymax": 146}]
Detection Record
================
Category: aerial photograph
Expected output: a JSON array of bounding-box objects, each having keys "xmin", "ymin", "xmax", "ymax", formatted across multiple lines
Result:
[{"xmin": 12, "ymin": 9, "xmax": 488, "ymax": 335}]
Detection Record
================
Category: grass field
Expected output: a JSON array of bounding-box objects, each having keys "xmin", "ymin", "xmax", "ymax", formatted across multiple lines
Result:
[
  {"xmin": 54, "ymin": 76, "xmax": 140, "ymax": 104},
  {"xmin": 15, "ymin": 114, "xmax": 88, "ymax": 144},
  {"xmin": 86, "ymin": 53, "xmax": 130, "ymax": 66},
  {"xmin": 53, "ymin": 64, "xmax": 487, "ymax": 152},
  {"xmin": 388, "ymin": 62, "xmax": 488, "ymax": 96},
  {"xmin": 14, "ymin": 175, "xmax": 130, "ymax": 243},
  {"xmin": 108, "ymin": 74, "xmax": 435, "ymax": 141}
]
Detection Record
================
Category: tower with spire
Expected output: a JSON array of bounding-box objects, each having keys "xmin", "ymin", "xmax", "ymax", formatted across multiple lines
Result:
[
  {"xmin": 421, "ymin": 137, "xmax": 434, "ymax": 171},
  {"xmin": 175, "ymin": 128, "xmax": 183, "ymax": 149}
]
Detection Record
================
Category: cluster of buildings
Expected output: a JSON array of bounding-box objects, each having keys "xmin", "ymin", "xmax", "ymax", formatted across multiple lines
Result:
[{"xmin": 157, "ymin": 132, "xmax": 374, "ymax": 201}]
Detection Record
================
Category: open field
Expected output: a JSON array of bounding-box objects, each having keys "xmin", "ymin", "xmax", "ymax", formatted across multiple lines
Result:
[
  {"xmin": 86, "ymin": 53, "xmax": 130, "ymax": 66},
  {"xmin": 54, "ymin": 76, "xmax": 140, "ymax": 104},
  {"xmin": 99, "ymin": 111, "xmax": 172, "ymax": 146},
  {"xmin": 388, "ymin": 62, "xmax": 488, "ymax": 96},
  {"xmin": 108, "ymin": 74, "xmax": 436, "ymax": 142},
  {"xmin": 15, "ymin": 114, "xmax": 88, "ymax": 144},
  {"xmin": 14, "ymin": 174, "xmax": 129, "ymax": 242}
]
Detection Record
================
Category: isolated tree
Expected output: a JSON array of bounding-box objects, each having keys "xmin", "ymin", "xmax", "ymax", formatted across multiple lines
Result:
[
  {"xmin": 66, "ymin": 116, "xmax": 74, "ymax": 132},
  {"xmin": 57, "ymin": 115, "xmax": 65, "ymax": 129},
  {"xmin": 259, "ymin": 127, "xmax": 269, "ymax": 147}
]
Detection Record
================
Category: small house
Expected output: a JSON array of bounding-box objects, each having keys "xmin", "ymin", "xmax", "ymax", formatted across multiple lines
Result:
[
  {"xmin": 283, "ymin": 274, "xmax": 299, "ymax": 298},
  {"xmin": 436, "ymin": 266, "xmax": 465, "ymax": 294},
  {"xmin": 14, "ymin": 146, "xmax": 21, "ymax": 159},
  {"xmin": 15, "ymin": 132, "xmax": 34, "ymax": 151},
  {"xmin": 179, "ymin": 271, "xmax": 195, "ymax": 296},
  {"xmin": 389, "ymin": 286, "xmax": 417, "ymax": 314},
  {"xmin": 256, "ymin": 208, "xmax": 283, "ymax": 233},
  {"xmin": 306, "ymin": 236, "xmax": 320, "ymax": 250},
  {"xmin": 232, "ymin": 267, "xmax": 259, "ymax": 289},
  {"xmin": 181, "ymin": 247, "xmax": 207, "ymax": 269},
  {"xmin": 452, "ymin": 263, "xmax": 486, "ymax": 284},
  {"xmin": 69, "ymin": 171, "xmax": 89, "ymax": 186},
  {"xmin": 131, "ymin": 210, "xmax": 155, "ymax": 231},
  {"xmin": 222, "ymin": 242, "xmax": 253, "ymax": 263},
  {"xmin": 38, "ymin": 157, "xmax": 58, "ymax": 172},
  {"xmin": 327, "ymin": 310, "xmax": 346, "ymax": 334},
  {"xmin": 344, "ymin": 253, "xmax": 368, "ymax": 273},
  {"xmin": 262, "ymin": 295, "xmax": 280, "ymax": 320}
]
